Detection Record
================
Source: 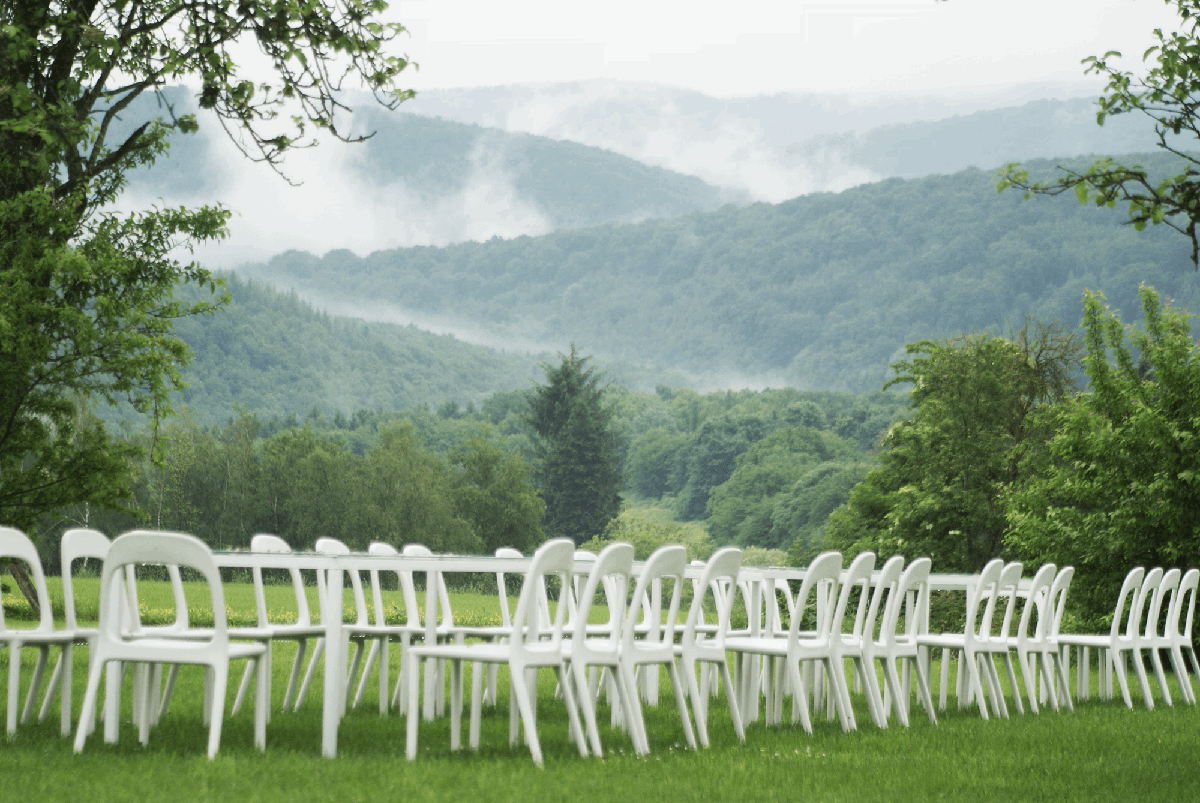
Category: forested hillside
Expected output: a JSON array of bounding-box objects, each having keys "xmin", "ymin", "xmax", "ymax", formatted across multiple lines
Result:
[
  {"xmin": 149, "ymin": 276, "xmax": 546, "ymax": 426},
  {"xmin": 786, "ymin": 96, "xmax": 1158, "ymax": 181},
  {"xmin": 115, "ymin": 87, "xmax": 735, "ymax": 239},
  {"xmin": 243, "ymin": 153, "xmax": 1200, "ymax": 394}
]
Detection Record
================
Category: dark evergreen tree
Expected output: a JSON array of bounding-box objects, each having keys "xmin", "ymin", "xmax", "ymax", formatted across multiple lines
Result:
[{"xmin": 525, "ymin": 347, "xmax": 622, "ymax": 544}]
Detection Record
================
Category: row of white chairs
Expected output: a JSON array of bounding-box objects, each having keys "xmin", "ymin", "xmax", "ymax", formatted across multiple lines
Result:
[{"xmin": 4, "ymin": 525, "xmax": 1198, "ymax": 761}]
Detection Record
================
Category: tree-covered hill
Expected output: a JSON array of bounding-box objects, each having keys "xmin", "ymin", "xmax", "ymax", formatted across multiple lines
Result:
[
  {"xmin": 114, "ymin": 87, "xmax": 736, "ymax": 241},
  {"xmin": 241, "ymin": 152, "xmax": 1200, "ymax": 394},
  {"xmin": 785, "ymin": 96, "xmax": 1159, "ymax": 182},
  {"xmin": 143, "ymin": 276, "xmax": 546, "ymax": 426}
]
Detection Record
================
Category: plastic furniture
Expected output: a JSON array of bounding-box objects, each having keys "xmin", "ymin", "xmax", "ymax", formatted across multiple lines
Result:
[
  {"xmin": 724, "ymin": 551, "xmax": 844, "ymax": 733},
  {"xmin": 72, "ymin": 530, "xmax": 269, "ymax": 759},
  {"xmin": 0, "ymin": 527, "xmax": 77, "ymax": 738},
  {"xmin": 916, "ymin": 558, "xmax": 1005, "ymax": 719},
  {"xmin": 675, "ymin": 546, "xmax": 746, "ymax": 747},
  {"xmin": 1059, "ymin": 566, "xmax": 1148, "ymax": 707},
  {"xmin": 874, "ymin": 557, "xmax": 938, "ymax": 727},
  {"xmin": 404, "ymin": 538, "xmax": 586, "ymax": 766},
  {"xmin": 559, "ymin": 542, "xmax": 636, "ymax": 756}
]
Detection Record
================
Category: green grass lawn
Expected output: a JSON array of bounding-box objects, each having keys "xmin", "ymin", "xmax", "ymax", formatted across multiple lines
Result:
[{"xmin": 2, "ymin": 580, "xmax": 1199, "ymax": 802}]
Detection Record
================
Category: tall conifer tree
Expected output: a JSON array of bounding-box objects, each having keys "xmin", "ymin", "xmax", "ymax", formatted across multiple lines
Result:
[{"xmin": 525, "ymin": 347, "xmax": 622, "ymax": 544}]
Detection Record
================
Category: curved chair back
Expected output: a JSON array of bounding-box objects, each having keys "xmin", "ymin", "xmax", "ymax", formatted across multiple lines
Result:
[
  {"xmin": 571, "ymin": 543, "xmax": 634, "ymax": 643},
  {"xmin": 1147, "ymin": 568, "xmax": 1180, "ymax": 642},
  {"xmin": 859, "ymin": 554, "xmax": 904, "ymax": 649},
  {"xmin": 681, "ymin": 547, "xmax": 742, "ymax": 656},
  {"xmin": 494, "ymin": 547, "xmax": 523, "ymax": 629},
  {"xmin": 980, "ymin": 561, "xmax": 1022, "ymax": 641},
  {"xmin": 509, "ymin": 539, "xmax": 576, "ymax": 654},
  {"xmin": 884, "ymin": 556, "xmax": 932, "ymax": 642},
  {"xmin": 1110, "ymin": 566, "xmax": 1147, "ymax": 641},
  {"xmin": 0, "ymin": 527, "xmax": 55, "ymax": 632},
  {"xmin": 1047, "ymin": 566, "xmax": 1074, "ymax": 640},
  {"xmin": 827, "ymin": 551, "xmax": 876, "ymax": 645},
  {"xmin": 250, "ymin": 533, "xmax": 312, "ymax": 628},
  {"xmin": 622, "ymin": 545, "xmax": 688, "ymax": 657},
  {"xmin": 61, "ymin": 528, "xmax": 112, "ymax": 631},
  {"xmin": 102, "ymin": 531, "xmax": 228, "ymax": 646},
  {"xmin": 1169, "ymin": 568, "xmax": 1199, "ymax": 643},
  {"xmin": 1128, "ymin": 567, "xmax": 1162, "ymax": 643},
  {"xmin": 367, "ymin": 541, "xmax": 420, "ymax": 630},
  {"xmin": 316, "ymin": 537, "xmax": 369, "ymax": 628},
  {"xmin": 1016, "ymin": 563, "xmax": 1056, "ymax": 647},
  {"xmin": 786, "ymin": 551, "xmax": 843, "ymax": 645},
  {"xmin": 403, "ymin": 543, "xmax": 456, "ymax": 630}
]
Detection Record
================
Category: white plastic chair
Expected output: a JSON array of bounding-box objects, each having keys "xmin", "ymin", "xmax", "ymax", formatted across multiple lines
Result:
[
  {"xmin": 1002, "ymin": 563, "xmax": 1058, "ymax": 714},
  {"xmin": 0, "ymin": 527, "xmax": 77, "ymax": 738},
  {"xmin": 916, "ymin": 558, "xmax": 1006, "ymax": 720},
  {"xmin": 675, "ymin": 546, "xmax": 745, "ymax": 747},
  {"xmin": 350, "ymin": 541, "xmax": 424, "ymax": 714},
  {"xmin": 404, "ymin": 538, "xmax": 586, "ymax": 766},
  {"xmin": 1059, "ymin": 566, "xmax": 1147, "ymax": 707},
  {"xmin": 1140, "ymin": 567, "xmax": 1179, "ymax": 706},
  {"xmin": 973, "ymin": 561, "xmax": 1023, "ymax": 720},
  {"xmin": 37, "ymin": 528, "xmax": 110, "ymax": 735},
  {"xmin": 230, "ymin": 534, "xmax": 327, "ymax": 716},
  {"xmin": 72, "ymin": 530, "xmax": 269, "ymax": 759},
  {"xmin": 725, "ymin": 551, "xmax": 843, "ymax": 734},
  {"xmin": 559, "ymin": 542, "xmax": 637, "ymax": 757},
  {"xmin": 1161, "ymin": 568, "xmax": 1199, "ymax": 705},
  {"xmin": 842, "ymin": 554, "xmax": 904, "ymax": 729},
  {"xmin": 873, "ymin": 557, "xmax": 937, "ymax": 727},
  {"xmin": 615, "ymin": 544, "xmax": 697, "ymax": 753}
]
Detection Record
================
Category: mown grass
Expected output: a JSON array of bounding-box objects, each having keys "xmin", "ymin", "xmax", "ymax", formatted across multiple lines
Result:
[{"xmin": 2, "ymin": 579, "xmax": 1199, "ymax": 803}]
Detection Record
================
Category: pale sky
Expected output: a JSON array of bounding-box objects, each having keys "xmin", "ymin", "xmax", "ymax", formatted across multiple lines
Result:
[{"xmin": 386, "ymin": 0, "xmax": 1185, "ymax": 96}]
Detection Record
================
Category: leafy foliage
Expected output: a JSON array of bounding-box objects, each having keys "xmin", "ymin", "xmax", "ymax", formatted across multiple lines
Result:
[
  {"xmin": 825, "ymin": 322, "xmax": 1082, "ymax": 572},
  {"xmin": 998, "ymin": 0, "xmax": 1200, "ymax": 264},
  {"xmin": 1006, "ymin": 285, "xmax": 1200, "ymax": 625}
]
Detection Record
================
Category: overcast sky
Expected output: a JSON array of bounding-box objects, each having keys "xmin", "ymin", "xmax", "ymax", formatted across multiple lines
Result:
[{"xmin": 385, "ymin": 0, "xmax": 1185, "ymax": 97}]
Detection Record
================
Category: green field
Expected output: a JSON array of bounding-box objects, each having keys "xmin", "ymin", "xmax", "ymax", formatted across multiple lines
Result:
[{"xmin": 2, "ymin": 579, "xmax": 1198, "ymax": 803}]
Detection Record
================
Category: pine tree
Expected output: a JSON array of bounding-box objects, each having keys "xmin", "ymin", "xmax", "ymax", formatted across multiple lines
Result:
[{"xmin": 526, "ymin": 347, "xmax": 622, "ymax": 544}]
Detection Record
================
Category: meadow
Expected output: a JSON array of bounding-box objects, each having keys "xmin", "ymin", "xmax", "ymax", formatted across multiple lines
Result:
[{"xmin": 1, "ymin": 577, "xmax": 1198, "ymax": 803}]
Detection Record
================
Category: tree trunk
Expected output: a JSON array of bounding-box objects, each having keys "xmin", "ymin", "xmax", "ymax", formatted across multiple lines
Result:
[{"xmin": 7, "ymin": 560, "xmax": 40, "ymax": 618}]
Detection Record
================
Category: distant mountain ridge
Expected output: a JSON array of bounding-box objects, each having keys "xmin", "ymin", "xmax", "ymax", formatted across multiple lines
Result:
[{"xmin": 238, "ymin": 153, "xmax": 1200, "ymax": 395}]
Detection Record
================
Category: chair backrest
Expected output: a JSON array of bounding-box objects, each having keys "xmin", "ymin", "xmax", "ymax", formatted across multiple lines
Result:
[
  {"xmin": 979, "ymin": 561, "xmax": 1022, "ymax": 640},
  {"xmin": 681, "ymin": 547, "xmax": 742, "ymax": 654},
  {"xmin": 1169, "ymin": 568, "xmax": 1199, "ymax": 643},
  {"xmin": 60, "ymin": 528, "xmax": 112, "ymax": 631},
  {"xmin": 859, "ymin": 554, "xmax": 905, "ymax": 647},
  {"xmin": 1127, "ymin": 567, "xmax": 1162, "ymax": 641},
  {"xmin": 621, "ymin": 545, "xmax": 688, "ymax": 655},
  {"xmin": 828, "ymin": 551, "xmax": 875, "ymax": 643},
  {"xmin": 403, "ymin": 543, "xmax": 455, "ymax": 629},
  {"xmin": 963, "ymin": 558, "xmax": 1005, "ymax": 643},
  {"xmin": 509, "ymin": 539, "xmax": 575, "ymax": 654},
  {"xmin": 0, "ymin": 526, "xmax": 56, "ymax": 632},
  {"xmin": 1015, "ymin": 563, "xmax": 1056, "ymax": 646},
  {"xmin": 367, "ymin": 541, "xmax": 420, "ymax": 629},
  {"xmin": 101, "ymin": 531, "xmax": 228, "ymax": 645},
  {"xmin": 315, "ymin": 537, "xmax": 368, "ymax": 627},
  {"xmin": 785, "ymin": 551, "xmax": 843, "ymax": 645},
  {"xmin": 1047, "ymin": 566, "xmax": 1074, "ymax": 639},
  {"xmin": 570, "ymin": 543, "xmax": 634, "ymax": 643},
  {"xmin": 1108, "ymin": 566, "xmax": 1146, "ymax": 640},
  {"xmin": 494, "ymin": 547, "xmax": 523, "ymax": 629},
  {"xmin": 1145, "ymin": 567, "xmax": 1179, "ymax": 641},
  {"xmin": 883, "ymin": 556, "xmax": 932, "ymax": 642},
  {"xmin": 250, "ymin": 533, "xmax": 312, "ymax": 627}
]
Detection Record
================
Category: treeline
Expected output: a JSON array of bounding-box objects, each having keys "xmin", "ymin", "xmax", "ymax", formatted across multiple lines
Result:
[
  {"xmin": 244, "ymin": 152, "xmax": 1200, "ymax": 393},
  {"xmin": 51, "ymin": 379, "xmax": 905, "ymax": 569}
]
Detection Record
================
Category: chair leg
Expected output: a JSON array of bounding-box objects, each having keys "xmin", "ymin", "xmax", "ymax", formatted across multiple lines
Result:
[
  {"xmin": 469, "ymin": 660, "xmax": 485, "ymax": 749},
  {"xmin": 205, "ymin": 662, "xmax": 228, "ymax": 760},
  {"xmin": 881, "ymin": 657, "xmax": 909, "ymax": 728},
  {"xmin": 557, "ymin": 664, "xmax": 588, "ymax": 758},
  {"xmin": 510, "ymin": 666, "xmax": 543, "ymax": 766},
  {"xmin": 73, "ymin": 657, "xmax": 107, "ymax": 753},
  {"xmin": 405, "ymin": 652, "xmax": 420, "ymax": 760},
  {"xmin": 1151, "ymin": 647, "xmax": 1172, "ymax": 706},
  {"xmin": 666, "ymin": 661, "xmax": 697, "ymax": 749},
  {"xmin": 295, "ymin": 637, "xmax": 325, "ymax": 711},
  {"xmin": 353, "ymin": 640, "xmax": 380, "ymax": 709},
  {"xmin": 22, "ymin": 645, "xmax": 49, "ymax": 725},
  {"xmin": 283, "ymin": 638, "xmax": 307, "ymax": 710},
  {"xmin": 573, "ymin": 661, "xmax": 604, "ymax": 756},
  {"xmin": 449, "ymin": 659, "xmax": 463, "ymax": 751}
]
